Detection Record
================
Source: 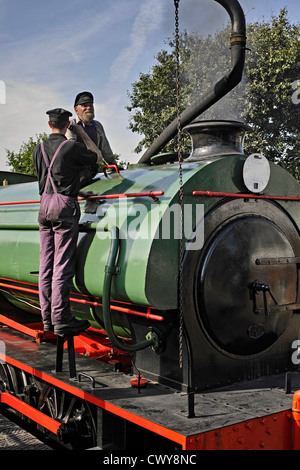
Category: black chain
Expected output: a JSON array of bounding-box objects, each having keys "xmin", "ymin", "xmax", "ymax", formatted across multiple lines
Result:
[{"xmin": 174, "ymin": 0, "xmax": 184, "ymax": 369}]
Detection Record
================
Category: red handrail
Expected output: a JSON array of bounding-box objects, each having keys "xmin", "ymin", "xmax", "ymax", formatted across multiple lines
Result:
[
  {"xmin": 79, "ymin": 191, "xmax": 164, "ymax": 202},
  {"xmin": 0, "ymin": 281, "xmax": 163, "ymax": 321},
  {"xmin": 103, "ymin": 164, "xmax": 121, "ymax": 178},
  {"xmin": 0, "ymin": 191, "xmax": 164, "ymax": 206},
  {"xmin": 0, "ymin": 199, "xmax": 40, "ymax": 205},
  {"xmin": 193, "ymin": 190, "xmax": 300, "ymax": 201}
]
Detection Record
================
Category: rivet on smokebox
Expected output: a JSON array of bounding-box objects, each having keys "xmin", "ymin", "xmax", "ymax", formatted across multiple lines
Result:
[{"xmin": 130, "ymin": 375, "xmax": 148, "ymax": 388}]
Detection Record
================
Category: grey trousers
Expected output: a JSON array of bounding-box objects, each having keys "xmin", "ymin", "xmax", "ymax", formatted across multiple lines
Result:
[{"xmin": 38, "ymin": 192, "xmax": 80, "ymax": 325}]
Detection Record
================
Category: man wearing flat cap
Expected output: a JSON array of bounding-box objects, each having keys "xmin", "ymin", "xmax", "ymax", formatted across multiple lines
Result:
[
  {"xmin": 33, "ymin": 108, "xmax": 102, "ymax": 336},
  {"xmin": 66, "ymin": 91, "xmax": 116, "ymax": 186}
]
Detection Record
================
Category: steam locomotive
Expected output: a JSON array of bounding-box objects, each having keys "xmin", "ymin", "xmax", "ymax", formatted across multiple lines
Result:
[{"xmin": 1, "ymin": 0, "xmax": 300, "ymax": 451}]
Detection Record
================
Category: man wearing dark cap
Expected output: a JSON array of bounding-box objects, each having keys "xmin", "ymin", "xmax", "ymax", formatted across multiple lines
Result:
[
  {"xmin": 66, "ymin": 91, "xmax": 116, "ymax": 186},
  {"xmin": 33, "ymin": 108, "xmax": 101, "ymax": 336}
]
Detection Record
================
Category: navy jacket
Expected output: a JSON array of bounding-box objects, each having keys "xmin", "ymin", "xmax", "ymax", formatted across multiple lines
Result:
[{"xmin": 33, "ymin": 133, "xmax": 97, "ymax": 197}]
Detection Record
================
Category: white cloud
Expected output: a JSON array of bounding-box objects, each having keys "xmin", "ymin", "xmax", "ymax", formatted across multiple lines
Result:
[
  {"xmin": 0, "ymin": 2, "xmax": 143, "ymax": 171},
  {"xmin": 95, "ymin": 0, "xmax": 167, "ymax": 163},
  {"xmin": 0, "ymin": 80, "xmax": 65, "ymax": 169},
  {"xmin": 0, "ymin": 1, "xmax": 148, "ymax": 170},
  {"xmin": 0, "ymin": 79, "xmax": 141, "ymax": 171},
  {"xmin": 105, "ymin": 0, "xmax": 166, "ymax": 105}
]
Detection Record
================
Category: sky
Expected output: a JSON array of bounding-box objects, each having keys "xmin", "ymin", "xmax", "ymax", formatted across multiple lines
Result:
[{"xmin": 0, "ymin": 0, "xmax": 300, "ymax": 171}]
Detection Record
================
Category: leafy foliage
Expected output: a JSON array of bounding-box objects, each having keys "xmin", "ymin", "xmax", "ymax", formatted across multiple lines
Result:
[
  {"xmin": 243, "ymin": 10, "xmax": 300, "ymax": 178},
  {"xmin": 126, "ymin": 9, "xmax": 300, "ymax": 178},
  {"xmin": 126, "ymin": 49, "xmax": 179, "ymax": 153},
  {"xmin": 6, "ymin": 133, "xmax": 48, "ymax": 175},
  {"xmin": 6, "ymin": 134, "xmax": 125, "ymax": 175}
]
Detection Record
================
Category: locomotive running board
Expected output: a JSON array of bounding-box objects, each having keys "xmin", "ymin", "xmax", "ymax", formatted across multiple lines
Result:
[
  {"xmin": 0, "ymin": 392, "xmax": 62, "ymax": 436},
  {"xmin": 0, "ymin": 327, "xmax": 187, "ymax": 448},
  {"xmin": 2, "ymin": 326, "xmax": 300, "ymax": 449}
]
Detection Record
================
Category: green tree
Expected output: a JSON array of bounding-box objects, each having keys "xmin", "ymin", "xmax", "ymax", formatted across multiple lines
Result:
[
  {"xmin": 178, "ymin": 26, "xmax": 247, "ymax": 122},
  {"xmin": 6, "ymin": 133, "xmax": 48, "ymax": 175},
  {"xmin": 243, "ymin": 10, "xmax": 300, "ymax": 179},
  {"xmin": 126, "ymin": 48, "xmax": 180, "ymax": 153},
  {"xmin": 127, "ymin": 9, "xmax": 300, "ymax": 178},
  {"xmin": 126, "ymin": 24, "xmax": 248, "ymax": 155},
  {"xmin": 6, "ymin": 135, "xmax": 125, "ymax": 175},
  {"xmin": 99, "ymin": 154, "xmax": 126, "ymax": 171}
]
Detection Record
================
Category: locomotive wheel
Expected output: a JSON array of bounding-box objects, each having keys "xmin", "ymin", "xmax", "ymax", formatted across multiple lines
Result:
[
  {"xmin": 37, "ymin": 384, "xmax": 96, "ymax": 449},
  {"xmin": 0, "ymin": 363, "xmax": 31, "ymax": 397},
  {"xmin": 0, "ymin": 363, "xmax": 19, "ymax": 393}
]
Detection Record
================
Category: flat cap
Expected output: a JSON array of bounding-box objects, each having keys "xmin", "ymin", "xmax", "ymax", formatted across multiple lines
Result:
[
  {"xmin": 74, "ymin": 91, "xmax": 94, "ymax": 107},
  {"xmin": 46, "ymin": 108, "xmax": 72, "ymax": 122}
]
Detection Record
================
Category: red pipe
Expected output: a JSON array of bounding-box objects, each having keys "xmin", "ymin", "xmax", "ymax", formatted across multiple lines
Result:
[
  {"xmin": 0, "ymin": 282, "xmax": 164, "ymax": 321},
  {"xmin": 0, "ymin": 282, "xmax": 37, "ymax": 295},
  {"xmin": 0, "ymin": 199, "xmax": 40, "ymax": 205},
  {"xmin": 70, "ymin": 296, "xmax": 163, "ymax": 320},
  {"xmin": 79, "ymin": 191, "xmax": 164, "ymax": 202},
  {"xmin": 193, "ymin": 190, "xmax": 300, "ymax": 201},
  {"xmin": 0, "ymin": 191, "xmax": 164, "ymax": 206}
]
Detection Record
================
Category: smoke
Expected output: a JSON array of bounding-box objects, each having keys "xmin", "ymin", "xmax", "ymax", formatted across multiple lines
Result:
[
  {"xmin": 179, "ymin": 0, "xmax": 229, "ymax": 36},
  {"xmin": 163, "ymin": 0, "xmax": 295, "ymax": 39}
]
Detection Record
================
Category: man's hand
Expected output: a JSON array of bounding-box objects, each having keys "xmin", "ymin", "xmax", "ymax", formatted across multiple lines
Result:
[
  {"xmin": 78, "ymin": 190, "xmax": 95, "ymax": 199},
  {"xmin": 79, "ymin": 192, "xmax": 103, "ymax": 214},
  {"xmin": 69, "ymin": 123, "xmax": 105, "ymax": 164}
]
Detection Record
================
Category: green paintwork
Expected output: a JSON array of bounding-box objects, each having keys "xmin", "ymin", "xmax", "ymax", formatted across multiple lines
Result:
[
  {"xmin": 0, "ymin": 155, "xmax": 300, "ymax": 330},
  {"xmin": 0, "ymin": 171, "xmax": 36, "ymax": 185}
]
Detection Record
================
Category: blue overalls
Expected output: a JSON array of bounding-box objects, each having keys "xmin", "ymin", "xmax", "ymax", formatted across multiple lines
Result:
[{"xmin": 38, "ymin": 140, "xmax": 80, "ymax": 327}]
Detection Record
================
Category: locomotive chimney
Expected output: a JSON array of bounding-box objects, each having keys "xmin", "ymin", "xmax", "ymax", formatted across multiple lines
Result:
[
  {"xmin": 183, "ymin": 120, "xmax": 251, "ymax": 161},
  {"xmin": 139, "ymin": 0, "xmax": 247, "ymax": 164}
]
